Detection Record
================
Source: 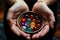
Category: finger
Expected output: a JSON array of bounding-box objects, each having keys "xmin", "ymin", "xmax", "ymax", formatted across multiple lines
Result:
[
  {"xmin": 19, "ymin": 30, "xmax": 30, "ymax": 40},
  {"xmin": 11, "ymin": 24, "xmax": 30, "ymax": 40},
  {"xmin": 11, "ymin": 24, "xmax": 21, "ymax": 36},
  {"xmin": 38, "ymin": 24, "xmax": 49, "ymax": 37},
  {"xmin": 49, "ymin": 20, "xmax": 54, "ymax": 29},
  {"xmin": 10, "ymin": 19, "xmax": 16, "ymax": 25},
  {"xmin": 32, "ymin": 34, "xmax": 38, "ymax": 40},
  {"xmin": 12, "ymin": 12, "xmax": 21, "ymax": 19}
]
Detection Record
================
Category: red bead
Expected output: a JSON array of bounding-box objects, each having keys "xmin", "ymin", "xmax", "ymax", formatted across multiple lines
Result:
[
  {"xmin": 32, "ymin": 19, "xmax": 37, "ymax": 23},
  {"xmin": 36, "ymin": 24, "xmax": 41, "ymax": 29},
  {"xmin": 21, "ymin": 18, "xmax": 26, "ymax": 22},
  {"xmin": 29, "ymin": 15, "xmax": 34, "ymax": 20},
  {"xmin": 33, "ymin": 27, "xmax": 37, "ymax": 31}
]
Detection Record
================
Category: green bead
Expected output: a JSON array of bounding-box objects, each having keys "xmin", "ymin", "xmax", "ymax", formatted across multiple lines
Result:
[
  {"xmin": 27, "ymin": 28, "xmax": 32, "ymax": 32},
  {"xmin": 27, "ymin": 18, "xmax": 31, "ymax": 22}
]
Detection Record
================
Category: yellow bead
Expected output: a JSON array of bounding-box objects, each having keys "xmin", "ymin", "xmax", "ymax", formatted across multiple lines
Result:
[{"xmin": 30, "ymin": 22, "xmax": 35, "ymax": 29}]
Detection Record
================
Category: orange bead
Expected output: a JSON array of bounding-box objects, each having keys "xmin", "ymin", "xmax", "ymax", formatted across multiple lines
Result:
[{"xmin": 30, "ymin": 22, "xmax": 35, "ymax": 29}]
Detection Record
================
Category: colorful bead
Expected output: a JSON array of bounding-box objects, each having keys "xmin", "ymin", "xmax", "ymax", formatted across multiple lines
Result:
[
  {"xmin": 25, "ymin": 22, "xmax": 29, "ymax": 28},
  {"xmin": 33, "ymin": 27, "xmax": 37, "ymax": 31},
  {"xmin": 27, "ymin": 18, "xmax": 31, "ymax": 22},
  {"xmin": 22, "ymin": 26, "xmax": 26, "ymax": 31},
  {"xmin": 27, "ymin": 28, "xmax": 32, "ymax": 32},
  {"xmin": 30, "ymin": 22, "xmax": 35, "ymax": 29},
  {"xmin": 25, "ymin": 14, "xmax": 28, "ymax": 17},
  {"xmin": 32, "ymin": 19, "xmax": 36, "ymax": 22},
  {"xmin": 21, "ymin": 23, "xmax": 25, "ymax": 26},
  {"xmin": 36, "ymin": 24, "xmax": 41, "ymax": 29},
  {"xmin": 29, "ymin": 15, "xmax": 34, "ymax": 20},
  {"xmin": 35, "ymin": 16, "xmax": 39, "ymax": 19},
  {"xmin": 21, "ymin": 18, "xmax": 26, "ymax": 22}
]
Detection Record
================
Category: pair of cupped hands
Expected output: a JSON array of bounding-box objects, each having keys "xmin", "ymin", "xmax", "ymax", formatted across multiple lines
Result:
[{"xmin": 7, "ymin": 0, "xmax": 55, "ymax": 40}]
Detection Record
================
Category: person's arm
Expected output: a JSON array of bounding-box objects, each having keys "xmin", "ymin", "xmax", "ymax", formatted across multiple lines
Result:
[{"xmin": 38, "ymin": 0, "xmax": 56, "ymax": 6}]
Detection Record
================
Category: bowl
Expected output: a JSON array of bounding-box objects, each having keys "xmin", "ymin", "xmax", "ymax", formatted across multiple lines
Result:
[{"xmin": 17, "ymin": 11, "xmax": 44, "ymax": 33}]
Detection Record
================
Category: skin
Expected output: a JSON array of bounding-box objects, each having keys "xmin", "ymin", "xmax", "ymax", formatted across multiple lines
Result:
[
  {"xmin": 6, "ymin": 0, "xmax": 56, "ymax": 40},
  {"xmin": 32, "ymin": 0, "xmax": 56, "ymax": 39}
]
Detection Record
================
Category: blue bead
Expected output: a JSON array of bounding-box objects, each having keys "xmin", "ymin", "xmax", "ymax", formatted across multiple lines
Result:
[
  {"xmin": 26, "ymin": 25, "xmax": 29, "ymax": 28},
  {"xmin": 26, "ymin": 22, "xmax": 30, "ymax": 25},
  {"xmin": 25, "ymin": 23, "xmax": 29, "ymax": 28}
]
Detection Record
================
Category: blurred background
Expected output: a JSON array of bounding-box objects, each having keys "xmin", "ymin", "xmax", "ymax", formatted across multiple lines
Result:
[{"xmin": 0, "ymin": 0, "xmax": 60, "ymax": 40}]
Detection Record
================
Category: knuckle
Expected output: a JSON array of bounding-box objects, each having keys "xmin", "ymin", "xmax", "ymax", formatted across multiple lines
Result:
[
  {"xmin": 19, "ymin": 5, "xmax": 28, "ymax": 12},
  {"xmin": 33, "ymin": 3, "xmax": 41, "ymax": 11},
  {"xmin": 22, "ymin": 5, "xmax": 28, "ymax": 11}
]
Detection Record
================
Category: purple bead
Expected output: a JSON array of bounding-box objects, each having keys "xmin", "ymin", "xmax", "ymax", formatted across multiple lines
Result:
[{"xmin": 21, "ymin": 23, "xmax": 25, "ymax": 26}]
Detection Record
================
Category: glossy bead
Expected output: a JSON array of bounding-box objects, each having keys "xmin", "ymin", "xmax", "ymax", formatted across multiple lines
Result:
[
  {"xmin": 29, "ymin": 15, "xmax": 34, "ymax": 20},
  {"xmin": 30, "ymin": 22, "xmax": 35, "ymax": 29},
  {"xmin": 21, "ymin": 18, "xmax": 26, "ymax": 22},
  {"xmin": 37, "ymin": 24, "xmax": 40, "ymax": 26},
  {"xmin": 27, "ymin": 28, "xmax": 32, "ymax": 32},
  {"xmin": 22, "ymin": 26, "xmax": 26, "ymax": 29},
  {"xmin": 35, "ymin": 16, "xmax": 39, "ymax": 20},
  {"xmin": 22, "ymin": 26, "xmax": 26, "ymax": 31},
  {"xmin": 25, "ymin": 14, "xmax": 28, "ymax": 17},
  {"xmin": 33, "ymin": 27, "xmax": 37, "ymax": 31},
  {"xmin": 21, "ymin": 23, "xmax": 25, "ymax": 26},
  {"xmin": 25, "ymin": 22, "xmax": 29, "ymax": 28},
  {"xmin": 27, "ymin": 18, "xmax": 31, "ymax": 22},
  {"xmin": 31, "ymin": 15, "xmax": 34, "ymax": 17},
  {"xmin": 24, "ymin": 14, "xmax": 29, "ymax": 18},
  {"xmin": 25, "ymin": 22, "xmax": 30, "ymax": 25},
  {"xmin": 32, "ymin": 19, "xmax": 36, "ymax": 22},
  {"xmin": 36, "ymin": 24, "xmax": 41, "ymax": 29}
]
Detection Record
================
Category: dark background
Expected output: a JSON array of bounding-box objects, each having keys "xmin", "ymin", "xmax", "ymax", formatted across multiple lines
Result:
[{"xmin": 0, "ymin": 0, "xmax": 60, "ymax": 40}]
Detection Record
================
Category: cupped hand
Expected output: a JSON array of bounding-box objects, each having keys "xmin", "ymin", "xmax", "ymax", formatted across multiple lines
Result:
[
  {"xmin": 6, "ymin": 0, "xmax": 30, "ymax": 40},
  {"xmin": 32, "ymin": 2, "xmax": 55, "ymax": 39}
]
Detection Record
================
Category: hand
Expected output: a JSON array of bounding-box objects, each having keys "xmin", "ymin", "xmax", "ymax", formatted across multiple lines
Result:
[
  {"xmin": 32, "ymin": 2, "xmax": 55, "ymax": 39},
  {"xmin": 6, "ymin": 0, "xmax": 30, "ymax": 40}
]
